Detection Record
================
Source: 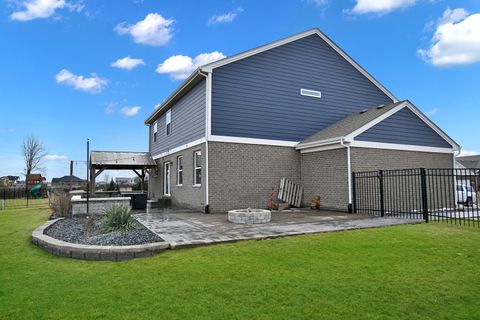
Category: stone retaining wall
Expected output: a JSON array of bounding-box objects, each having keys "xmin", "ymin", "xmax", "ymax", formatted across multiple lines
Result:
[
  {"xmin": 32, "ymin": 219, "xmax": 170, "ymax": 261},
  {"xmin": 71, "ymin": 195, "xmax": 131, "ymax": 216}
]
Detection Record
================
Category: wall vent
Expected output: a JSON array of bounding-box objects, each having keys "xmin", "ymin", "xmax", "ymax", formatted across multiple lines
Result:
[{"xmin": 300, "ymin": 88, "xmax": 322, "ymax": 99}]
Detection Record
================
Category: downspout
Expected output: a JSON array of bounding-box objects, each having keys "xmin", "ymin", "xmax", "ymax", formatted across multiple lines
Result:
[
  {"xmin": 199, "ymin": 70, "xmax": 210, "ymax": 213},
  {"xmin": 340, "ymin": 139, "xmax": 353, "ymax": 213}
]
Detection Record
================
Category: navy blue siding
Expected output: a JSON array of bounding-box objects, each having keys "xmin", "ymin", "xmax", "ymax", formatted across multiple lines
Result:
[
  {"xmin": 211, "ymin": 34, "xmax": 393, "ymax": 141},
  {"xmin": 355, "ymin": 108, "xmax": 452, "ymax": 148},
  {"xmin": 150, "ymin": 79, "xmax": 206, "ymax": 156}
]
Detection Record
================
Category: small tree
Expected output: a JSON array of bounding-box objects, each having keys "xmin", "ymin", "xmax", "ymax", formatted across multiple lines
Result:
[
  {"xmin": 107, "ymin": 178, "xmax": 118, "ymax": 191},
  {"xmin": 22, "ymin": 135, "xmax": 46, "ymax": 194}
]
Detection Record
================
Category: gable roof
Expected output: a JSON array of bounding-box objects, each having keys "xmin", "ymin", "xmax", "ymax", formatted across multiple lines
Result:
[
  {"xmin": 300, "ymin": 101, "xmax": 405, "ymax": 145},
  {"xmin": 145, "ymin": 27, "xmax": 397, "ymax": 125},
  {"xmin": 51, "ymin": 175, "xmax": 85, "ymax": 184},
  {"xmin": 201, "ymin": 28, "xmax": 397, "ymax": 101},
  {"xmin": 297, "ymin": 100, "xmax": 460, "ymax": 151}
]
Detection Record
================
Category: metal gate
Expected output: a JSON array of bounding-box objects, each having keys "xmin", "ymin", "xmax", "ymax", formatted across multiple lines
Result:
[{"xmin": 352, "ymin": 168, "xmax": 480, "ymax": 227}]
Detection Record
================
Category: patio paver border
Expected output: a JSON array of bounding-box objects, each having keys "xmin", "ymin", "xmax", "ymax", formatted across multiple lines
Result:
[{"xmin": 32, "ymin": 218, "xmax": 170, "ymax": 261}]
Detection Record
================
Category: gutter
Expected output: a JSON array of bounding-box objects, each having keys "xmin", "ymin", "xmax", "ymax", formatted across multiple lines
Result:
[
  {"xmin": 340, "ymin": 139, "xmax": 353, "ymax": 213},
  {"xmin": 198, "ymin": 70, "xmax": 210, "ymax": 213}
]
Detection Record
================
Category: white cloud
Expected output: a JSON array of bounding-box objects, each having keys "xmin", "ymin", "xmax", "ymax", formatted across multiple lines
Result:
[
  {"xmin": 350, "ymin": 0, "xmax": 416, "ymax": 15},
  {"xmin": 104, "ymin": 102, "xmax": 115, "ymax": 114},
  {"xmin": 120, "ymin": 106, "xmax": 141, "ymax": 116},
  {"xmin": 208, "ymin": 8, "xmax": 243, "ymax": 25},
  {"xmin": 115, "ymin": 13, "xmax": 174, "ymax": 47},
  {"xmin": 418, "ymin": 8, "xmax": 480, "ymax": 66},
  {"xmin": 458, "ymin": 149, "xmax": 480, "ymax": 157},
  {"xmin": 111, "ymin": 56, "xmax": 146, "ymax": 70},
  {"xmin": 10, "ymin": 0, "xmax": 83, "ymax": 21},
  {"xmin": 306, "ymin": 0, "xmax": 328, "ymax": 7},
  {"xmin": 156, "ymin": 51, "xmax": 225, "ymax": 80},
  {"xmin": 55, "ymin": 69, "xmax": 107, "ymax": 93},
  {"xmin": 45, "ymin": 154, "xmax": 68, "ymax": 161},
  {"xmin": 424, "ymin": 107, "xmax": 438, "ymax": 116}
]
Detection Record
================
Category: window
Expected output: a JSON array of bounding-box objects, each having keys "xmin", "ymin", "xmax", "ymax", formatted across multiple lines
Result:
[
  {"xmin": 153, "ymin": 122, "xmax": 158, "ymax": 143},
  {"xmin": 300, "ymin": 88, "xmax": 322, "ymax": 99},
  {"xmin": 166, "ymin": 109, "xmax": 172, "ymax": 136},
  {"xmin": 177, "ymin": 156, "xmax": 183, "ymax": 186},
  {"xmin": 194, "ymin": 150, "xmax": 201, "ymax": 186}
]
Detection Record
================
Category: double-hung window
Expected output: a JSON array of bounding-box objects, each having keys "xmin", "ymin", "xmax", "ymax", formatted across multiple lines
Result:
[
  {"xmin": 166, "ymin": 110, "xmax": 172, "ymax": 136},
  {"xmin": 153, "ymin": 122, "xmax": 158, "ymax": 143},
  {"xmin": 177, "ymin": 156, "xmax": 183, "ymax": 186},
  {"xmin": 194, "ymin": 150, "xmax": 201, "ymax": 186}
]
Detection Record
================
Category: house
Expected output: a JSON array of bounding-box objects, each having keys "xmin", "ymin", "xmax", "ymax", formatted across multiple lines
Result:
[
  {"xmin": 51, "ymin": 175, "xmax": 86, "ymax": 190},
  {"xmin": 145, "ymin": 28, "xmax": 460, "ymax": 213},
  {"xmin": 27, "ymin": 174, "xmax": 46, "ymax": 186},
  {"xmin": 115, "ymin": 177, "xmax": 135, "ymax": 186},
  {"xmin": 1, "ymin": 175, "xmax": 20, "ymax": 186}
]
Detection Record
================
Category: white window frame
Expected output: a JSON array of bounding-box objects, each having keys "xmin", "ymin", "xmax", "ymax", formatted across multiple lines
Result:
[
  {"xmin": 300, "ymin": 88, "xmax": 322, "ymax": 99},
  {"xmin": 153, "ymin": 122, "xmax": 158, "ymax": 143},
  {"xmin": 163, "ymin": 162, "xmax": 171, "ymax": 196},
  {"xmin": 193, "ymin": 150, "xmax": 201, "ymax": 186},
  {"xmin": 176, "ymin": 156, "xmax": 183, "ymax": 186},
  {"xmin": 166, "ymin": 109, "xmax": 172, "ymax": 136}
]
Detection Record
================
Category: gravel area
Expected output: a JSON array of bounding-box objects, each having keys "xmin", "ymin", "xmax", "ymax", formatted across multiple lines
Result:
[{"xmin": 45, "ymin": 217, "xmax": 163, "ymax": 246}]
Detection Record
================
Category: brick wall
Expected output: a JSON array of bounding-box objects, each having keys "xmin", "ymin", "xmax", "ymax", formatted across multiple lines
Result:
[
  {"xmin": 208, "ymin": 142, "xmax": 300, "ymax": 213},
  {"xmin": 148, "ymin": 143, "xmax": 206, "ymax": 211},
  {"xmin": 301, "ymin": 148, "xmax": 349, "ymax": 211},
  {"xmin": 351, "ymin": 148, "xmax": 454, "ymax": 172}
]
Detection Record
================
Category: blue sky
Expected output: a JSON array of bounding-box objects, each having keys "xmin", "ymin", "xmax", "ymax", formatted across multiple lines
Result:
[{"xmin": 1, "ymin": 0, "xmax": 480, "ymax": 180}]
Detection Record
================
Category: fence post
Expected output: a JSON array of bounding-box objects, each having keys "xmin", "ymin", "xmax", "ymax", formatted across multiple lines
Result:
[
  {"xmin": 351, "ymin": 172, "xmax": 357, "ymax": 213},
  {"xmin": 420, "ymin": 168, "xmax": 429, "ymax": 223},
  {"xmin": 378, "ymin": 170, "xmax": 385, "ymax": 217}
]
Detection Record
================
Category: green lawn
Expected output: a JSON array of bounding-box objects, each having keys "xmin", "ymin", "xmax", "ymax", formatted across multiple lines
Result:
[{"xmin": 0, "ymin": 207, "xmax": 479, "ymax": 320}]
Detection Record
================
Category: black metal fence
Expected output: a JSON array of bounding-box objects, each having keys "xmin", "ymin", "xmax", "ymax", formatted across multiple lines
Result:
[
  {"xmin": 352, "ymin": 168, "xmax": 480, "ymax": 227},
  {"xmin": 0, "ymin": 187, "xmax": 49, "ymax": 210}
]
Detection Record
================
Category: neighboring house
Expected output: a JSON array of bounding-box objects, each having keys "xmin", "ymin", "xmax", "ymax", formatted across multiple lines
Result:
[
  {"xmin": 115, "ymin": 177, "xmax": 135, "ymax": 186},
  {"xmin": 1, "ymin": 176, "xmax": 20, "ymax": 186},
  {"xmin": 145, "ymin": 28, "xmax": 460, "ymax": 213},
  {"xmin": 51, "ymin": 175, "xmax": 86, "ymax": 190},
  {"xmin": 27, "ymin": 174, "xmax": 46, "ymax": 186}
]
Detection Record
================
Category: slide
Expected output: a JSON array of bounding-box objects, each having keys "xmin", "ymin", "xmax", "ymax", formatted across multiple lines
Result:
[{"xmin": 30, "ymin": 184, "xmax": 43, "ymax": 199}]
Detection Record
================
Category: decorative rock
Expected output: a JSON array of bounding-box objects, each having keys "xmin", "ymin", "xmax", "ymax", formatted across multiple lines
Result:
[{"xmin": 228, "ymin": 208, "xmax": 271, "ymax": 224}]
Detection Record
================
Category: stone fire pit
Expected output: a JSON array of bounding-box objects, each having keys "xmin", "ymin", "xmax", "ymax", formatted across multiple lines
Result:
[{"xmin": 228, "ymin": 208, "xmax": 271, "ymax": 224}]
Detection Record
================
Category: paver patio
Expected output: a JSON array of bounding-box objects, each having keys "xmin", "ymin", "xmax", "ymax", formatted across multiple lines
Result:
[{"xmin": 135, "ymin": 208, "xmax": 421, "ymax": 249}]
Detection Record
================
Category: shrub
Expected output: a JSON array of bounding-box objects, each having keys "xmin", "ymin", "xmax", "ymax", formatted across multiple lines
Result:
[{"xmin": 101, "ymin": 205, "xmax": 136, "ymax": 232}]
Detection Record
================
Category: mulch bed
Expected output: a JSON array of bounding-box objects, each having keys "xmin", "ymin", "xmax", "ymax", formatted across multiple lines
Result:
[{"xmin": 45, "ymin": 216, "xmax": 163, "ymax": 246}]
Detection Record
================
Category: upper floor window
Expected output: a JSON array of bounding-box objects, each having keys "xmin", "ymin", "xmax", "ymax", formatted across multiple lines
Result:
[
  {"xmin": 166, "ymin": 109, "xmax": 172, "ymax": 136},
  {"xmin": 300, "ymin": 88, "xmax": 322, "ymax": 99},
  {"xmin": 194, "ymin": 150, "xmax": 201, "ymax": 186},
  {"xmin": 153, "ymin": 122, "xmax": 158, "ymax": 143}
]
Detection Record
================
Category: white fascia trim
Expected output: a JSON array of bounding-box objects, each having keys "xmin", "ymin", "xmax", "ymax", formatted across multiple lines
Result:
[
  {"xmin": 152, "ymin": 138, "xmax": 206, "ymax": 159},
  {"xmin": 210, "ymin": 135, "xmax": 298, "ymax": 147},
  {"xmin": 200, "ymin": 28, "xmax": 397, "ymax": 102},
  {"xmin": 350, "ymin": 141, "xmax": 454, "ymax": 154},
  {"xmin": 295, "ymin": 137, "xmax": 343, "ymax": 150},
  {"xmin": 298, "ymin": 143, "xmax": 344, "ymax": 153}
]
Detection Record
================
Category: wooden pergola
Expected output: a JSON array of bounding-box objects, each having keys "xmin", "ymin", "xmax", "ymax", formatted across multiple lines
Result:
[{"xmin": 89, "ymin": 151, "xmax": 156, "ymax": 195}]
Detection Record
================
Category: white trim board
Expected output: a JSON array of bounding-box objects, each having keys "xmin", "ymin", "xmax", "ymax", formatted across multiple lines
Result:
[
  {"xmin": 350, "ymin": 141, "xmax": 454, "ymax": 154},
  {"xmin": 209, "ymin": 135, "xmax": 298, "ymax": 147},
  {"xmin": 152, "ymin": 138, "xmax": 206, "ymax": 159},
  {"xmin": 201, "ymin": 28, "xmax": 397, "ymax": 103}
]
